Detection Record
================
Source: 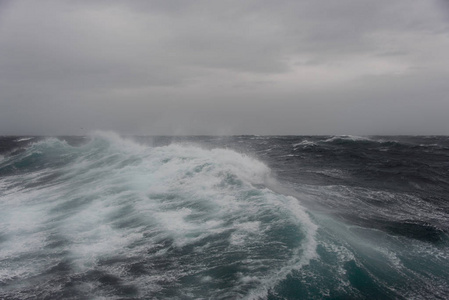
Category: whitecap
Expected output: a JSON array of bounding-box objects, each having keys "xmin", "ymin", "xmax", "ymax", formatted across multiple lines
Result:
[
  {"xmin": 15, "ymin": 137, "xmax": 33, "ymax": 142},
  {"xmin": 323, "ymin": 135, "xmax": 371, "ymax": 143},
  {"xmin": 293, "ymin": 140, "xmax": 317, "ymax": 147},
  {"xmin": 0, "ymin": 131, "xmax": 319, "ymax": 299}
]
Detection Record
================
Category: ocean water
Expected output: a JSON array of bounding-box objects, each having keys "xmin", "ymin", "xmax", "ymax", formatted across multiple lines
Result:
[{"xmin": 0, "ymin": 132, "xmax": 448, "ymax": 299}]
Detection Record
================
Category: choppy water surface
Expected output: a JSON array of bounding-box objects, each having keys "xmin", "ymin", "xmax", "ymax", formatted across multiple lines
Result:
[{"xmin": 1, "ymin": 133, "xmax": 448, "ymax": 299}]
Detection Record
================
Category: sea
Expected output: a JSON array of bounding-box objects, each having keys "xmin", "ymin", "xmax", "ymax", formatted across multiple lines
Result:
[{"xmin": 0, "ymin": 132, "xmax": 448, "ymax": 299}]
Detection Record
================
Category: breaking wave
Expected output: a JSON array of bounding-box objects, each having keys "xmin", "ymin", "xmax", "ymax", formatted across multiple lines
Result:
[{"xmin": 0, "ymin": 132, "xmax": 317, "ymax": 299}]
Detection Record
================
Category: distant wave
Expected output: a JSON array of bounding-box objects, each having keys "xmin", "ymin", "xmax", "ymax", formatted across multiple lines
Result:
[
  {"xmin": 323, "ymin": 135, "xmax": 373, "ymax": 143},
  {"xmin": 15, "ymin": 137, "xmax": 33, "ymax": 142},
  {"xmin": 292, "ymin": 140, "xmax": 317, "ymax": 148}
]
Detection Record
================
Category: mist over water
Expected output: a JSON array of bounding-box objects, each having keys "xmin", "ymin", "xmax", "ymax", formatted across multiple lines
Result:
[{"xmin": 1, "ymin": 133, "xmax": 448, "ymax": 299}]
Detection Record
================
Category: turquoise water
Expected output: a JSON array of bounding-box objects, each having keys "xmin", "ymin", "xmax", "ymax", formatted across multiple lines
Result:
[{"xmin": 0, "ymin": 133, "xmax": 448, "ymax": 299}]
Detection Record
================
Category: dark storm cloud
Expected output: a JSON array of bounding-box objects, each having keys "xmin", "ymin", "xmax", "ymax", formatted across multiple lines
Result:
[{"xmin": 0, "ymin": 0, "xmax": 448, "ymax": 135}]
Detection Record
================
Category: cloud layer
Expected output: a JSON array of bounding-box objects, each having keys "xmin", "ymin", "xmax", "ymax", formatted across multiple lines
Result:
[{"xmin": 1, "ymin": 0, "xmax": 448, "ymax": 135}]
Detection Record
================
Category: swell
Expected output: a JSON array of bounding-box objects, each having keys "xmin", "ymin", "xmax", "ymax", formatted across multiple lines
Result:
[{"xmin": 287, "ymin": 136, "xmax": 449, "ymax": 193}]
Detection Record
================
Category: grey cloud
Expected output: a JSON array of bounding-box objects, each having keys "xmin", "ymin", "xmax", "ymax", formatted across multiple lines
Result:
[{"xmin": 0, "ymin": 0, "xmax": 448, "ymax": 135}]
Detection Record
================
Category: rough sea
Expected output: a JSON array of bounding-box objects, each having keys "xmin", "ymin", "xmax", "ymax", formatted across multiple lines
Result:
[{"xmin": 1, "ymin": 132, "xmax": 448, "ymax": 299}]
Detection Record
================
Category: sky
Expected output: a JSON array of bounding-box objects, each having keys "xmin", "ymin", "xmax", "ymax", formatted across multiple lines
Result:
[{"xmin": 1, "ymin": 0, "xmax": 449, "ymax": 135}]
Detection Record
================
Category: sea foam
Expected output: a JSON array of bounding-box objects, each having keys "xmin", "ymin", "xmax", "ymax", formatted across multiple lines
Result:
[{"xmin": 0, "ymin": 132, "xmax": 318, "ymax": 299}]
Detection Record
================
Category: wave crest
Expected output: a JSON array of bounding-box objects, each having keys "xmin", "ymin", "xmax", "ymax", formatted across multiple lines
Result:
[{"xmin": 0, "ymin": 132, "xmax": 317, "ymax": 299}]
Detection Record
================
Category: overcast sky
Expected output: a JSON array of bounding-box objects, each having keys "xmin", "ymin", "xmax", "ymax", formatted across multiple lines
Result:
[{"xmin": 1, "ymin": 0, "xmax": 449, "ymax": 135}]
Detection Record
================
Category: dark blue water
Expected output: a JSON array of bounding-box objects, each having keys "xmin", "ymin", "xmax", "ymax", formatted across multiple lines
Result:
[{"xmin": 1, "ymin": 133, "xmax": 448, "ymax": 299}]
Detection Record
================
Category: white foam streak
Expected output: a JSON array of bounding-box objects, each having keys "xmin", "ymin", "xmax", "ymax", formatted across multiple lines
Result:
[
  {"xmin": 0, "ymin": 132, "xmax": 319, "ymax": 298},
  {"xmin": 293, "ymin": 140, "xmax": 317, "ymax": 147},
  {"xmin": 324, "ymin": 135, "xmax": 371, "ymax": 143},
  {"xmin": 245, "ymin": 195, "xmax": 318, "ymax": 299},
  {"xmin": 15, "ymin": 137, "xmax": 33, "ymax": 142}
]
